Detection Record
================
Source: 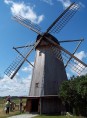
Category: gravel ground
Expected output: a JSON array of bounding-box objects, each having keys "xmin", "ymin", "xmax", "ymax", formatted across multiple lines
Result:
[{"xmin": 8, "ymin": 113, "xmax": 38, "ymax": 118}]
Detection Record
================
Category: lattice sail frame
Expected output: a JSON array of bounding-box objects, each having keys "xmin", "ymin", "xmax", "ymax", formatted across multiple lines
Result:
[
  {"xmin": 47, "ymin": 3, "xmax": 80, "ymax": 34},
  {"xmin": 13, "ymin": 15, "xmax": 42, "ymax": 34},
  {"xmin": 13, "ymin": 3, "xmax": 80, "ymax": 35},
  {"xmin": 4, "ymin": 40, "xmax": 37, "ymax": 78},
  {"xmin": 51, "ymin": 45, "xmax": 86, "ymax": 75},
  {"xmin": 4, "ymin": 44, "xmax": 33, "ymax": 78},
  {"xmin": 5, "ymin": 38, "xmax": 42, "ymax": 79}
]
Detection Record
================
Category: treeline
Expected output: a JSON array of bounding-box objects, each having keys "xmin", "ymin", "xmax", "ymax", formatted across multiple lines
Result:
[{"xmin": 59, "ymin": 74, "xmax": 87, "ymax": 116}]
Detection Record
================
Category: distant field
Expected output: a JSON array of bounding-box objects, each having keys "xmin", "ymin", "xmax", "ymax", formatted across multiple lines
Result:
[{"xmin": 0, "ymin": 97, "xmax": 26, "ymax": 118}]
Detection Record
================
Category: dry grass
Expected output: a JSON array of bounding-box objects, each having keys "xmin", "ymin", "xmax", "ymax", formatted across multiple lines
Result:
[
  {"xmin": 0, "ymin": 103, "xmax": 20, "ymax": 118},
  {"xmin": 0, "ymin": 110, "xmax": 20, "ymax": 118},
  {"xmin": 0, "ymin": 97, "xmax": 26, "ymax": 118}
]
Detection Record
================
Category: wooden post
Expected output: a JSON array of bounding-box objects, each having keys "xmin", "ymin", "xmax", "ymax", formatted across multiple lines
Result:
[{"xmin": 40, "ymin": 98, "xmax": 42, "ymax": 115}]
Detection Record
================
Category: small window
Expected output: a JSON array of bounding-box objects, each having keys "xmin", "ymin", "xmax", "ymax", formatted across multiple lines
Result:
[
  {"xmin": 35, "ymin": 83, "xmax": 39, "ymax": 87},
  {"xmin": 39, "ymin": 52, "xmax": 42, "ymax": 56}
]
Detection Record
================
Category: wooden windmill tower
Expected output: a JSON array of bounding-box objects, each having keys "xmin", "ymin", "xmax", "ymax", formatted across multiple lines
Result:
[{"xmin": 5, "ymin": 2, "xmax": 87, "ymax": 114}]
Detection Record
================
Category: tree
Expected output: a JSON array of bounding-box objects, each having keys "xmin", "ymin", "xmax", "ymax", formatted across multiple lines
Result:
[{"xmin": 59, "ymin": 75, "xmax": 87, "ymax": 116}]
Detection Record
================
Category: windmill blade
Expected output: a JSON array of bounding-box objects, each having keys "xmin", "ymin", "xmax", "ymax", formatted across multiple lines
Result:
[
  {"xmin": 45, "ymin": 36, "xmax": 87, "ymax": 75},
  {"xmin": 13, "ymin": 44, "xmax": 34, "ymax": 49},
  {"xmin": 59, "ymin": 39, "xmax": 84, "ymax": 43},
  {"xmin": 46, "ymin": 2, "xmax": 80, "ymax": 34},
  {"xmin": 13, "ymin": 47, "xmax": 34, "ymax": 67},
  {"xmin": 4, "ymin": 43, "xmax": 32, "ymax": 79},
  {"xmin": 59, "ymin": 38, "xmax": 84, "ymax": 68},
  {"xmin": 51, "ymin": 45, "xmax": 87, "ymax": 75},
  {"xmin": 4, "ymin": 39, "xmax": 42, "ymax": 79},
  {"xmin": 13, "ymin": 15, "xmax": 42, "ymax": 35},
  {"xmin": 64, "ymin": 39, "xmax": 84, "ymax": 68}
]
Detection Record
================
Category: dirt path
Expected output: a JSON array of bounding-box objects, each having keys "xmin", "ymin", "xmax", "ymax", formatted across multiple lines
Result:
[{"xmin": 8, "ymin": 113, "xmax": 38, "ymax": 118}]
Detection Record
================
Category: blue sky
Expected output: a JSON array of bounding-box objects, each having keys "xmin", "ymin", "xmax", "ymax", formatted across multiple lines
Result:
[{"xmin": 0, "ymin": 0, "xmax": 87, "ymax": 96}]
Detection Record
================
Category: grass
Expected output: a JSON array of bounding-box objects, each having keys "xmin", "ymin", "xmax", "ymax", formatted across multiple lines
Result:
[
  {"xmin": 35, "ymin": 116, "xmax": 66, "ymax": 118},
  {"xmin": 0, "ymin": 111, "xmax": 20, "ymax": 118},
  {"xmin": 35, "ymin": 115, "xmax": 81, "ymax": 118},
  {"xmin": 0, "ymin": 103, "xmax": 20, "ymax": 118}
]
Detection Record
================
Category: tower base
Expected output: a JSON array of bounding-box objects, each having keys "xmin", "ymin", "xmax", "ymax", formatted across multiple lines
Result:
[{"xmin": 26, "ymin": 96, "xmax": 65, "ymax": 115}]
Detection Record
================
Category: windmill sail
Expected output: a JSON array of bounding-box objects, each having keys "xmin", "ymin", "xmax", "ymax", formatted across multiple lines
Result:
[
  {"xmin": 4, "ymin": 40, "xmax": 41, "ymax": 79},
  {"xmin": 13, "ymin": 47, "xmax": 34, "ymax": 67},
  {"xmin": 13, "ymin": 15, "xmax": 42, "ymax": 35},
  {"xmin": 64, "ymin": 39, "xmax": 83, "ymax": 68},
  {"xmin": 51, "ymin": 45, "xmax": 87, "ymax": 75},
  {"xmin": 46, "ymin": 2, "xmax": 79, "ymax": 34},
  {"xmin": 4, "ymin": 43, "xmax": 33, "ymax": 78}
]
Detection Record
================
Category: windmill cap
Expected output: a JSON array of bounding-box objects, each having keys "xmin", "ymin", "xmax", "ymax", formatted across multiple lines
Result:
[{"xmin": 36, "ymin": 33, "xmax": 59, "ymax": 45}]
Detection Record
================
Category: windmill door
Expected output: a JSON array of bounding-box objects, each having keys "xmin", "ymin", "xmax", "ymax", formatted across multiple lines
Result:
[{"xmin": 31, "ymin": 99, "xmax": 39, "ymax": 112}]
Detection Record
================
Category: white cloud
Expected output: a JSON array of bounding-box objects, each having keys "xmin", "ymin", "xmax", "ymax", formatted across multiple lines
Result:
[
  {"xmin": 22, "ymin": 66, "xmax": 32, "ymax": 72},
  {"xmin": 75, "ymin": 51, "xmax": 87, "ymax": 75},
  {"xmin": 67, "ymin": 73, "xmax": 70, "ymax": 79},
  {"xmin": 4, "ymin": 0, "xmax": 44, "ymax": 24},
  {"xmin": 0, "ymin": 75, "xmax": 31, "ymax": 96},
  {"xmin": 74, "ymin": 51, "xmax": 87, "ymax": 60},
  {"xmin": 22, "ymin": 62, "xmax": 34, "ymax": 73},
  {"xmin": 57, "ymin": 0, "xmax": 71, "ymax": 8},
  {"xmin": 81, "ymin": 67, "xmax": 87, "ymax": 75},
  {"xmin": 57, "ymin": 0, "xmax": 85, "ymax": 9},
  {"xmin": 0, "ymin": 64, "xmax": 33, "ymax": 96},
  {"xmin": 41, "ymin": 0, "xmax": 53, "ymax": 5},
  {"xmin": 4, "ymin": 0, "xmax": 13, "ymax": 4}
]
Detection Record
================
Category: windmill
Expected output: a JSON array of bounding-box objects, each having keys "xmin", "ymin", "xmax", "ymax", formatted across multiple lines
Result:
[{"xmin": 5, "ymin": 2, "xmax": 87, "ymax": 114}]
